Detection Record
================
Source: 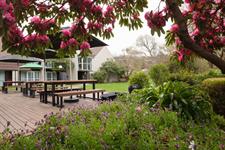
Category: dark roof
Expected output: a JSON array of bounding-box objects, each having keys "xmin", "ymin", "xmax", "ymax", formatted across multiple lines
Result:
[
  {"xmin": 0, "ymin": 55, "xmax": 43, "ymax": 63},
  {"xmin": 29, "ymin": 49, "xmax": 59, "ymax": 59}
]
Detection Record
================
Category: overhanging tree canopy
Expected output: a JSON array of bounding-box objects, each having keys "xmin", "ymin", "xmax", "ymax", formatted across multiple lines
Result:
[
  {"xmin": 0, "ymin": 0, "xmax": 147, "ymax": 57},
  {"xmin": 0, "ymin": 0, "xmax": 224, "ymax": 72}
]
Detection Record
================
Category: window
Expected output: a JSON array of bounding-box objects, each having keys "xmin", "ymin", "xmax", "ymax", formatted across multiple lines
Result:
[
  {"xmin": 46, "ymin": 72, "xmax": 57, "ymax": 81},
  {"xmin": 25, "ymin": 71, "xmax": 40, "ymax": 81},
  {"xmin": 78, "ymin": 57, "xmax": 92, "ymax": 71}
]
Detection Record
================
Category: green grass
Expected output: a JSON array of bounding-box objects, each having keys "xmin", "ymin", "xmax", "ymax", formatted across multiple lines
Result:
[{"xmin": 87, "ymin": 82, "xmax": 128, "ymax": 92}]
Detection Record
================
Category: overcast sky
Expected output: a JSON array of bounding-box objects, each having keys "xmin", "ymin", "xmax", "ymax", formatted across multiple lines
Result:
[{"xmin": 98, "ymin": 0, "xmax": 172, "ymax": 56}]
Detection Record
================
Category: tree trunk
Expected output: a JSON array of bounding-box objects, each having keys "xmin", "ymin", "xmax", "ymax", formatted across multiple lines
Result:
[{"xmin": 166, "ymin": 1, "xmax": 225, "ymax": 74}]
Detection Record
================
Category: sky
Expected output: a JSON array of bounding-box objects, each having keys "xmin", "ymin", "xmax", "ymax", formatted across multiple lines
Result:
[{"xmin": 98, "ymin": 0, "xmax": 172, "ymax": 56}]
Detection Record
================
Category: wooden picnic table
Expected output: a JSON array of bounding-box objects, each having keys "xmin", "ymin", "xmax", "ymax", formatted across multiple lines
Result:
[
  {"xmin": 42, "ymin": 80, "xmax": 97, "ymax": 106},
  {"xmin": 2, "ymin": 81, "xmax": 24, "ymax": 94},
  {"xmin": 23, "ymin": 81, "xmax": 44, "ymax": 97}
]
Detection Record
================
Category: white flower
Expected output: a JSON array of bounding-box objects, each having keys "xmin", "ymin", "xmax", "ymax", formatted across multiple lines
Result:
[
  {"xmin": 49, "ymin": 127, "xmax": 55, "ymax": 130},
  {"xmin": 188, "ymin": 140, "xmax": 196, "ymax": 150}
]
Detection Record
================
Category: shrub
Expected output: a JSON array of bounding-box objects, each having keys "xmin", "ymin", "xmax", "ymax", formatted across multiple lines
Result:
[
  {"xmin": 168, "ymin": 71, "xmax": 199, "ymax": 85},
  {"xmin": 92, "ymin": 70, "xmax": 106, "ymax": 83},
  {"xmin": 132, "ymin": 85, "xmax": 158, "ymax": 106},
  {"xmin": 158, "ymin": 81, "xmax": 212, "ymax": 122},
  {"xmin": 133, "ymin": 81, "xmax": 213, "ymax": 122},
  {"xmin": 196, "ymin": 69, "xmax": 224, "ymax": 81},
  {"xmin": 167, "ymin": 69, "xmax": 224, "ymax": 85},
  {"xmin": 212, "ymin": 115, "xmax": 225, "ymax": 131},
  {"xmin": 148, "ymin": 64, "xmax": 169, "ymax": 85},
  {"xmin": 203, "ymin": 78, "xmax": 225, "ymax": 117},
  {"xmin": 100, "ymin": 60, "xmax": 125, "ymax": 82},
  {"xmin": 128, "ymin": 71, "xmax": 149, "ymax": 88}
]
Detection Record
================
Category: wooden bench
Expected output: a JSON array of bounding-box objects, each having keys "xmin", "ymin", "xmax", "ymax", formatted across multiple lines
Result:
[
  {"xmin": 29, "ymin": 86, "xmax": 70, "ymax": 98},
  {"xmin": 101, "ymin": 92, "xmax": 118, "ymax": 101},
  {"xmin": 37, "ymin": 87, "xmax": 83, "ymax": 103},
  {"xmin": 53, "ymin": 89, "xmax": 105, "ymax": 107}
]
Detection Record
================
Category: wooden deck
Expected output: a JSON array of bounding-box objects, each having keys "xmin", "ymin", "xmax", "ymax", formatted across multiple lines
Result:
[{"xmin": 0, "ymin": 92, "xmax": 98, "ymax": 133}]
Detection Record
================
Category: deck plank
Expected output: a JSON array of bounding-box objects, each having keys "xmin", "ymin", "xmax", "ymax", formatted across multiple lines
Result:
[{"xmin": 0, "ymin": 92, "xmax": 98, "ymax": 133}]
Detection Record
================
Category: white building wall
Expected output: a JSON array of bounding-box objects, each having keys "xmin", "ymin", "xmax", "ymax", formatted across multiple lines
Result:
[
  {"xmin": 62, "ymin": 47, "xmax": 113, "ymax": 80},
  {"xmin": 71, "ymin": 56, "xmax": 79, "ymax": 80},
  {"xmin": 92, "ymin": 47, "xmax": 114, "ymax": 72}
]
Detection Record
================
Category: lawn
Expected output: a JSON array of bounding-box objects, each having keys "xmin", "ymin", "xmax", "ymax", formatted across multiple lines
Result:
[{"xmin": 86, "ymin": 82, "xmax": 128, "ymax": 92}]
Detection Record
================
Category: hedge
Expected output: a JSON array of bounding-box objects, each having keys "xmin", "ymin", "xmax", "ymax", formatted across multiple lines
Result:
[{"xmin": 203, "ymin": 78, "xmax": 225, "ymax": 117}]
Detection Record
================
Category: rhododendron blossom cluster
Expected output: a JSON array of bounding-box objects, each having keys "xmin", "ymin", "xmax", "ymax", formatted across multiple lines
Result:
[
  {"xmin": 30, "ymin": 16, "xmax": 55, "ymax": 33},
  {"xmin": 80, "ymin": 41, "xmax": 90, "ymax": 50},
  {"xmin": 144, "ymin": 11, "xmax": 166, "ymax": 30}
]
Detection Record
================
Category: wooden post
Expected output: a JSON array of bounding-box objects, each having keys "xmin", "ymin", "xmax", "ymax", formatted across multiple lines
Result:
[
  {"xmin": 83, "ymin": 83, "xmax": 86, "ymax": 98},
  {"xmin": 93, "ymin": 82, "xmax": 96, "ymax": 100},
  {"xmin": 25, "ymin": 82, "xmax": 28, "ymax": 96},
  {"xmin": 44, "ymin": 83, "xmax": 47, "ymax": 103},
  {"xmin": 52, "ymin": 83, "xmax": 55, "ymax": 106}
]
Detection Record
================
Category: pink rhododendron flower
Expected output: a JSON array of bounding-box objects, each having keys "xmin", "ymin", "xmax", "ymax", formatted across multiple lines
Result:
[
  {"xmin": 132, "ymin": 13, "xmax": 140, "ymax": 20},
  {"xmin": 31, "ymin": 16, "xmax": 41, "ymax": 24},
  {"xmin": 68, "ymin": 38, "xmax": 78, "ymax": 46},
  {"xmin": 48, "ymin": 19, "xmax": 55, "ymax": 25},
  {"xmin": 60, "ymin": 41, "xmax": 67, "ymax": 49},
  {"xmin": 91, "ymin": 5, "xmax": 102, "ymax": 14},
  {"xmin": 191, "ymin": 28, "xmax": 200, "ymax": 36},
  {"xmin": 117, "ymin": 1, "xmax": 125, "ymax": 7},
  {"xmin": 145, "ymin": 11, "xmax": 166, "ymax": 29},
  {"xmin": 24, "ymin": 34, "xmax": 36, "ymax": 42},
  {"xmin": 24, "ymin": 34, "xmax": 49, "ymax": 45},
  {"xmin": 170, "ymin": 24, "xmax": 179, "ymax": 33},
  {"xmin": 188, "ymin": 4, "xmax": 194, "ymax": 11},
  {"xmin": 8, "ymin": 25, "xmax": 23, "ymax": 43},
  {"xmin": 37, "ymin": 35, "xmax": 49, "ymax": 43},
  {"xmin": 61, "ymin": 29, "xmax": 71, "ymax": 37},
  {"xmin": 37, "ymin": 4, "xmax": 48, "ymax": 12},
  {"xmin": 209, "ymin": 40, "xmax": 213, "ymax": 45},
  {"xmin": 182, "ymin": 10, "xmax": 189, "ymax": 17},
  {"xmin": 221, "ymin": 37, "xmax": 225, "ymax": 44},
  {"xmin": 214, "ymin": 0, "xmax": 221, "ymax": 4},
  {"xmin": 105, "ymin": 27, "xmax": 112, "ymax": 33},
  {"xmin": 21, "ymin": 0, "xmax": 30, "ymax": 7},
  {"xmin": 83, "ymin": 0, "xmax": 92, "ymax": 6},
  {"xmin": 176, "ymin": 50, "xmax": 184, "ymax": 62},
  {"xmin": 3, "ymin": 12, "xmax": 15, "ymax": 25},
  {"xmin": 185, "ymin": 49, "xmax": 191, "ymax": 56},
  {"xmin": 80, "ymin": 41, "xmax": 90, "ymax": 50},
  {"xmin": 175, "ymin": 37, "xmax": 182, "ymax": 45},
  {"xmin": 0, "ymin": 0, "xmax": 7, "ymax": 10},
  {"xmin": 106, "ymin": 5, "xmax": 113, "ymax": 13},
  {"xmin": 30, "ymin": 17, "xmax": 55, "ymax": 32}
]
